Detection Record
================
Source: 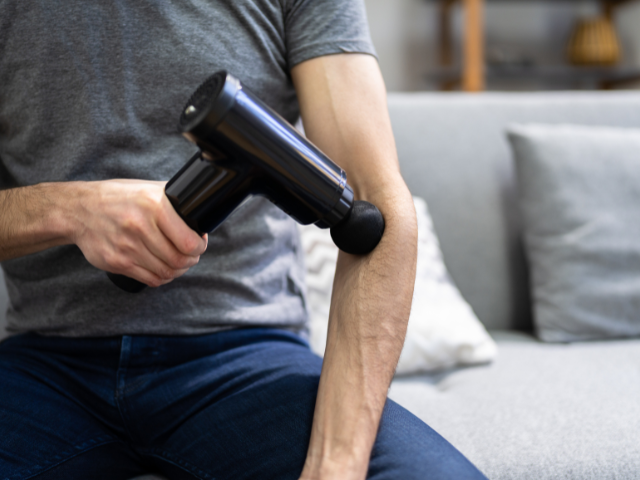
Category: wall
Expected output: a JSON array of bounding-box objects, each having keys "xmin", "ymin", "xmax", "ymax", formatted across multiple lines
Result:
[{"xmin": 364, "ymin": 0, "xmax": 640, "ymax": 92}]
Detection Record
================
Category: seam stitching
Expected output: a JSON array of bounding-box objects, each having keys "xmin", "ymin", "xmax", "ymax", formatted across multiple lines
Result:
[
  {"xmin": 114, "ymin": 336, "xmax": 138, "ymax": 443},
  {"xmin": 5, "ymin": 436, "xmax": 116, "ymax": 480},
  {"xmin": 140, "ymin": 448, "xmax": 216, "ymax": 480}
]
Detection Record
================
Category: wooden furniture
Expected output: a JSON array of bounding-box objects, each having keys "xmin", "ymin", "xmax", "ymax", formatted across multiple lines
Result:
[
  {"xmin": 435, "ymin": 0, "xmax": 640, "ymax": 91},
  {"xmin": 566, "ymin": 17, "xmax": 621, "ymax": 66},
  {"xmin": 438, "ymin": 0, "xmax": 485, "ymax": 91}
]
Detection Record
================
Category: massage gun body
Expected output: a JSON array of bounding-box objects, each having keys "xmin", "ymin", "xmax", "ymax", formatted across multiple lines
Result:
[
  {"xmin": 108, "ymin": 71, "xmax": 382, "ymax": 293},
  {"xmin": 167, "ymin": 74, "xmax": 353, "ymax": 235}
]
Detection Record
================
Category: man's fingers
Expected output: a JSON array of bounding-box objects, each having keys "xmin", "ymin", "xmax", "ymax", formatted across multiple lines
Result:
[
  {"xmin": 134, "ymin": 265, "xmax": 190, "ymax": 288},
  {"xmin": 120, "ymin": 264, "xmax": 166, "ymax": 289},
  {"xmin": 119, "ymin": 249, "xmax": 193, "ymax": 288},
  {"xmin": 141, "ymin": 224, "xmax": 201, "ymax": 271},
  {"xmin": 134, "ymin": 245, "xmax": 196, "ymax": 284},
  {"xmin": 74, "ymin": 179, "xmax": 206, "ymax": 286},
  {"xmin": 111, "ymin": 262, "xmax": 190, "ymax": 289},
  {"xmin": 157, "ymin": 196, "xmax": 207, "ymax": 256}
]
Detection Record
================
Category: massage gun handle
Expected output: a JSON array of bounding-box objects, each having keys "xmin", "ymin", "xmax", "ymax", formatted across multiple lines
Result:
[{"xmin": 107, "ymin": 271, "xmax": 148, "ymax": 293}]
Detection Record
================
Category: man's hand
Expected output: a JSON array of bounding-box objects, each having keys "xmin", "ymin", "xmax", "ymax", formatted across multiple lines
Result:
[
  {"xmin": 292, "ymin": 54, "xmax": 418, "ymax": 480},
  {"xmin": 0, "ymin": 180, "xmax": 207, "ymax": 287}
]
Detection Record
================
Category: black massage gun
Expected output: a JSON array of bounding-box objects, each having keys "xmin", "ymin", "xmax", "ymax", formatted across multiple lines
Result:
[{"xmin": 108, "ymin": 71, "xmax": 385, "ymax": 293}]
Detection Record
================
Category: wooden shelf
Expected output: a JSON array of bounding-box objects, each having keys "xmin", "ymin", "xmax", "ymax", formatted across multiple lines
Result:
[
  {"xmin": 431, "ymin": 0, "xmax": 640, "ymax": 91},
  {"xmin": 427, "ymin": 64, "xmax": 640, "ymax": 89}
]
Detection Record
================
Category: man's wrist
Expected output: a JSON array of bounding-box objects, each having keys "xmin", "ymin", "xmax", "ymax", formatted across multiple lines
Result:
[
  {"xmin": 301, "ymin": 448, "xmax": 369, "ymax": 480},
  {"xmin": 37, "ymin": 181, "xmax": 86, "ymax": 246},
  {"xmin": 301, "ymin": 360, "xmax": 383, "ymax": 480}
]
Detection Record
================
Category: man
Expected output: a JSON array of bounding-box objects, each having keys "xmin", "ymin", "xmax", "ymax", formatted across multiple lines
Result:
[{"xmin": 0, "ymin": 1, "xmax": 487, "ymax": 478}]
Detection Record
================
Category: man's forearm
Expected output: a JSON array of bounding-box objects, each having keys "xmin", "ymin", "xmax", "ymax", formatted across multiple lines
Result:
[
  {"xmin": 292, "ymin": 54, "xmax": 418, "ymax": 479},
  {"xmin": 303, "ymin": 186, "xmax": 416, "ymax": 478},
  {"xmin": 0, "ymin": 183, "xmax": 77, "ymax": 262}
]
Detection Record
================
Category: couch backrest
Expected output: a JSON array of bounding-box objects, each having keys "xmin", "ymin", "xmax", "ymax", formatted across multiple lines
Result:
[{"xmin": 388, "ymin": 91, "xmax": 640, "ymax": 331}]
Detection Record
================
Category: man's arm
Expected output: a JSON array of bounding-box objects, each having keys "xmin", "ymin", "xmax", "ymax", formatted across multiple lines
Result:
[
  {"xmin": 0, "ymin": 180, "xmax": 206, "ymax": 286},
  {"xmin": 291, "ymin": 54, "xmax": 418, "ymax": 479}
]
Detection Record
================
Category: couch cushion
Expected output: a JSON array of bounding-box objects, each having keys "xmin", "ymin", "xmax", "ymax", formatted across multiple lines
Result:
[
  {"xmin": 389, "ymin": 331, "xmax": 640, "ymax": 480},
  {"xmin": 388, "ymin": 92, "xmax": 640, "ymax": 330},
  {"xmin": 509, "ymin": 124, "xmax": 640, "ymax": 342}
]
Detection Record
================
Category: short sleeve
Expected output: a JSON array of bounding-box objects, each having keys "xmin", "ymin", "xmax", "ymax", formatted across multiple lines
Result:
[{"xmin": 283, "ymin": 0, "xmax": 377, "ymax": 69}]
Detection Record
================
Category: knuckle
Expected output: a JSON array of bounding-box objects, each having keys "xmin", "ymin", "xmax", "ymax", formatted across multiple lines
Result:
[
  {"xmin": 114, "ymin": 258, "xmax": 132, "ymax": 274},
  {"xmin": 104, "ymin": 251, "xmax": 128, "ymax": 273},
  {"xmin": 121, "ymin": 214, "xmax": 145, "ymax": 235},
  {"xmin": 167, "ymin": 256, "xmax": 184, "ymax": 270},
  {"xmin": 181, "ymin": 236, "xmax": 200, "ymax": 254},
  {"xmin": 102, "ymin": 250, "xmax": 117, "ymax": 268},
  {"xmin": 131, "ymin": 190, "xmax": 163, "ymax": 221},
  {"xmin": 170, "ymin": 253, "xmax": 191, "ymax": 270},
  {"xmin": 139, "ymin": 187, "xmax": 161, "ymax": 204},
  {"xmin": 159, "ymin": 267, "xmax": 176, "ymax": 280},
  {"xmin": 114, "ymin": 238, "xmax": 133, "ymax": 254}
]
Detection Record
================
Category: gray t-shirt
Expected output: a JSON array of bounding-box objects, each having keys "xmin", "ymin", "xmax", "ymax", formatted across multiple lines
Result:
[{"xmin": 0, "ymin": 0, "xmax": 375, "ymax": 337}]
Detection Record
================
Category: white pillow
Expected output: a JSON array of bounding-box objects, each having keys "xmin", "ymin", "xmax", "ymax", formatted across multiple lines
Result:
[{"xmin": 299, "ymin": 196, "xmax": 497, "ymax": 374}]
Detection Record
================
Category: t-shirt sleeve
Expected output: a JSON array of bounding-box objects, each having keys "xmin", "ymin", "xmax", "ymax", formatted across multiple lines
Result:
[{"xmin": 283, "ymin": 0, "xmax": 377, "ymax": 69}]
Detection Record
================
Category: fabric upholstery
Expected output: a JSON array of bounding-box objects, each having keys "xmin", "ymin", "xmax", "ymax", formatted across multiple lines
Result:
[
  {"xmin": 388, "ymin": 92, "xmax": 640, "ymax": 330},
  {"xmin": 509, "ymin": 124, "xmax": 640, "ymax": 342},
  {"xmin": 389, "ymin": 331, "xmax": 640, "ymax": 480}
]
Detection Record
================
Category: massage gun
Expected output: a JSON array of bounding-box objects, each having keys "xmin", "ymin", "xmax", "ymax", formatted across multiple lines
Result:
[{"xmin": 108, "ymin": 71, "xmax": 385, "ymax": 293}]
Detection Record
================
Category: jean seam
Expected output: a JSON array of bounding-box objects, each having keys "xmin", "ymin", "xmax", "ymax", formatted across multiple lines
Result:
[
  {"xmin": 141, "ymin": 448, "xmax": 216, "ymax": 480},
  {"xmin": 4, "ymin": 435, "xmax": 115, "ymax": 480},
  {"xmin": 114, "ymin": 336, "xmax": 138, "ymax": 444}
]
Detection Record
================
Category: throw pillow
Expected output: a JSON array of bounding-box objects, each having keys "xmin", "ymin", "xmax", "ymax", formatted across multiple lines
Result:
[
  {"xmin": 508, "ymin": 124, "xmax": 640, "ymax": 342},
  {"xmin": 299, "ymin": 196, "xmax": 497, "ymax": 374}
]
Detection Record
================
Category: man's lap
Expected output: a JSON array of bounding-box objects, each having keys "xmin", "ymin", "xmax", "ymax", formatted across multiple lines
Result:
[{"xmin": 0, "ymin": 329, "xmax": 486, "ymax": 479}]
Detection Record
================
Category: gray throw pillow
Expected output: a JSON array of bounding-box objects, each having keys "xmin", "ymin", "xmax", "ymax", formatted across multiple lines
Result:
[{"xmin": 508, "ymin": 124, "xmax": 640, "ymax": 342}]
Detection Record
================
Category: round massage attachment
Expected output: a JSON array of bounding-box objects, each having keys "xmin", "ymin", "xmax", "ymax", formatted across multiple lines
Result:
[{"xmin": 330, "ymin": 200, "xmax": 385, "ymax": 255}]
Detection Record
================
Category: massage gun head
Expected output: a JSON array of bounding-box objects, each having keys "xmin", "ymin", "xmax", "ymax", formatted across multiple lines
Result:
[
  {"xmin": 178, "ymin": 71, "xmax": 234, "ymax": 138},
  {"xmin": 330, "ymin": 201, "xmax": 385, "ymax": 255}
]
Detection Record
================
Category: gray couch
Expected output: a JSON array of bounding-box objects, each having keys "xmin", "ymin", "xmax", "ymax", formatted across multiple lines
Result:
[
  {"xmin": 386, "ymin": 91, "xmax": 640, "ymax": 479},
  {"xmin": 2, "ymin": 91, "xmax": 640, "ymax": 479}
]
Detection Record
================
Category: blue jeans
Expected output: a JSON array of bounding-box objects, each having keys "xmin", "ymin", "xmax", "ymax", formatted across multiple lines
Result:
[{"xmin": 0, "ymin": 328, "xmax": 487, "ymax": 479}]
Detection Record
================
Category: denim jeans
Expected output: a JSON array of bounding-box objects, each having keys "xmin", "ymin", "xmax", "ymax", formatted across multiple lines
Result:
[{"xmin": 0, "ymin": 328, "xmax": 487, "ymax": 479}]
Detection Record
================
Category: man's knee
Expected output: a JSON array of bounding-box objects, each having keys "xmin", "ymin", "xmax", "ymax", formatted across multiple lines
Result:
[{"xmin": 368, "ymin": 400, "xmax": 488, "ymax": 480}]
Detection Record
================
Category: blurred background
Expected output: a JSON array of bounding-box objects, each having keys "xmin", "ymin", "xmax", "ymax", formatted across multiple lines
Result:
[{"xmin": 364, "ymin": 0, "xmax": 640, "ymax": 92}]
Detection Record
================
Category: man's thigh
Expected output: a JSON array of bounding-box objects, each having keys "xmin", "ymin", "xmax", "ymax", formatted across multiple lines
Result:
[
  {"xmin": 125, "ymin": 329, "xmax": 486, "ymax": 480},
  {"xmin": 0, "ymin": 334, "xmax": 146, "ymax": 479},
  {"xmin": 121, "ymin": 329, "xmax": 320, "ymax": 479}
]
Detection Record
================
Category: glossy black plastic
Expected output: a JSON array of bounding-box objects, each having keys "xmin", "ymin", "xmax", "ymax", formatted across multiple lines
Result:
[{"xmin": 168, "ymin": 70, "xmax": 354, "ymax": 234}]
